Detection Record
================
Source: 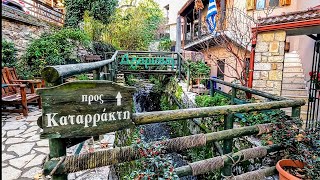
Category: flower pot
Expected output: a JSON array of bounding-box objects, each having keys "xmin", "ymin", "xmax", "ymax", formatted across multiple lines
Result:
[{"xmin": 276, "ymin": 159, "xmax": 304, "ymax": 180}]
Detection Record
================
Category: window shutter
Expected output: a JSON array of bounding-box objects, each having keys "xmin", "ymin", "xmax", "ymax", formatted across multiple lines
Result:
[
  {"xmin": 280, "ymin": 0, "xmax": 291, "ymax": 6},
  {"xmin": 246, "ymin": 0, "xmax": 255, "ymax": 10}
]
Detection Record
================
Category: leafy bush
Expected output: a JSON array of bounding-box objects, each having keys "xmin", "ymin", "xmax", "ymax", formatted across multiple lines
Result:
[
  {"xmin": 21, "ymin": 28, "xmax": 90, "ymax": 78},
  {"xmin": 270, "ymin": 115, "xmax": 320, "ymax": 179},
  {"xmin": 236, "ymin": 110, "xmax": 285, "ymax": 126},
  {"xmin": 126, "ymin": 128, "xmax": 179, "ymax": 180},
  {"xmin": 2, "ymin": 40, "xmax": 17, "ymax": 67},
  {"xmin": 75, "ymin": 74, "xmax": 89, "ymax": 80},
  {"xmin": 91, "ymin": 41, "xmax": 116, "ymax": 56},
  {"xmin": 159, "ymin": 38, "xmax": 172, "ymax": 51},
  {"xmin": 64, "ymin": 0, "xmax": 117, "ymax": 28},
  {"xmin": 195, "ymin": 93, "xmax": 229, "ymax": 107},
  {"xmin": 103, "ymin": 0, "xmax": 164, "ymax": 50}
]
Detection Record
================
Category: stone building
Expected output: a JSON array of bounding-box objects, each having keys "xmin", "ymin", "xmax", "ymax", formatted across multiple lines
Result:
[{"xmin": 176, "ymin": 0, "xmax": 320, "ymax": 121}]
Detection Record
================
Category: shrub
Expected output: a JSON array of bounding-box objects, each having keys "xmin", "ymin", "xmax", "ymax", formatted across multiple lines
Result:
[
  {"xmin": 21, "ymin": 28, "xmax": 90, "ymax": 78},
  {"xmin": 92, "ymin": 41, "xmax": 116, "ymax": 56},
  {"xmin": 159, "ymin": 38, "xmax": 172, "ymax": 51},
  {"xmin": 195, "ymin": 93, "xmax": 229, "ymax": 107},
  {"xmin": 2, "ymin": 40, "xmax": 17, "ymax": 67}
]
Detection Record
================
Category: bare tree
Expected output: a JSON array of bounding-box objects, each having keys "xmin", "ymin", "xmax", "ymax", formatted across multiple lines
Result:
[{"xmin": 192, "ymin": 7, "xmax": 257, "ymax": 86}]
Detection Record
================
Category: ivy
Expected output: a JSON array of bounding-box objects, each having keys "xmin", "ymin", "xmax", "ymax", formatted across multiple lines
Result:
[{"xmin": 2, "ymin": 40, "xmax": 17, "ymax": 67}]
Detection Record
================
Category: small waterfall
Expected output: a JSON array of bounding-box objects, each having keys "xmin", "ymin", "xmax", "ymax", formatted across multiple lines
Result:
[{"xmin": 133, "ymin": 82, "xmax": 197, "ymax": 180}]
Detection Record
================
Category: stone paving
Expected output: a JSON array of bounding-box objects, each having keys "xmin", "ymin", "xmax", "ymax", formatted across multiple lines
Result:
[{"xmin": 2, "ymin": 106, "xmax": 115, "ymax": 180}]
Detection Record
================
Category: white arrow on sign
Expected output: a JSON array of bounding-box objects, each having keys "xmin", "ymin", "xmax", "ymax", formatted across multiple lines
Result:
[{"xmin": 116, "ymin": 92, "xmax": 122, "ymax": 106}]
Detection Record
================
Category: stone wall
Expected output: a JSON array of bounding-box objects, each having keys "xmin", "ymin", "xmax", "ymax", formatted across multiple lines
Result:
[
  {"xmin": 2, "ymin": 5, "xmax": 51, "ymax": 58},
  {"xmin": 253, "ymin": 30, "xmax": 286, "ymax": 96}
]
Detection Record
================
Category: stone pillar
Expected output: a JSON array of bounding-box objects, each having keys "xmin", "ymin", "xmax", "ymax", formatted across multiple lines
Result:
[{"xmin": 253, "ymin": 30, "xmax": 286, "ymax": 96}]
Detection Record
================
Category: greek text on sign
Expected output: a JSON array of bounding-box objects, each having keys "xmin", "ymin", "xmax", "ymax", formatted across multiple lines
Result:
[
  {"xmin": 119, "ymin": 53, "xmax": 175, "ymax": 69},
  {"xmin": 37, "ymin": 81, "xmax": 136, "ymax": 139}
]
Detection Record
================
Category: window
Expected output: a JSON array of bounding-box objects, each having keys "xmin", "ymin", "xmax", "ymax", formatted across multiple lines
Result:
[
  {"xmin": 217, "ymin": 60, "xmax": 225, "ymax": 80},
  {"xmin": 247, "ymin": 0, "xmax": 290, "ymax": 10}
]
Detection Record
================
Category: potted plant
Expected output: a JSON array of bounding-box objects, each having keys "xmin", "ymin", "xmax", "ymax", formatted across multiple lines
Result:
[
  {"xmin": 309, "ymin": 71, "xmax": 320, "ymax": 90},
  {"xmin": 271, "ymin": 116, "xmax": 320, "ymax": 180}
]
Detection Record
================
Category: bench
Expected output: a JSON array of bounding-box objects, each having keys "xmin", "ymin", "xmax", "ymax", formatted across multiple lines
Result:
[
  {"xmin": 84, "ymin": 55, "xmax": 102, "ymax": 63},
  {"xmin": 2, "ymin": 67, "xmax": 42, "ymax": 116}
]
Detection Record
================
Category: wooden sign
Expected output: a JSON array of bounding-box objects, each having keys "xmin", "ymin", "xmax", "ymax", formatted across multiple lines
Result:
[
  {"xmin": 37, "ymin": 80, "xmax": 136, "ymax": 139},
  {"xmin": 119, "ymin": 53, "xmax": 175, "ymax": 69}
]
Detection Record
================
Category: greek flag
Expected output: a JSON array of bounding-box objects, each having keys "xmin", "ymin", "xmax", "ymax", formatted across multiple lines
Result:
[{"xmin": 206, "ymin": 0, "xmax": 218, "ymax": 33}]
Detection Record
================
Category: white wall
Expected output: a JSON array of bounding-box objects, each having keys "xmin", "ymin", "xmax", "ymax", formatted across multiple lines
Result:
[{"xmin": 155, "ymin": 0, "xmax": 189, "ymax": 41}]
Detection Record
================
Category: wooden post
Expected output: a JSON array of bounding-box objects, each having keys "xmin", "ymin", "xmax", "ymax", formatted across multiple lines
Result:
[
  {"xmin": 108, "ymin": 63, "xmax": 112, "ymax": 81},
  {"xmin": 49, "ymin": 139, "xmax": 67, "ymax": 180},
  {"xmin": 49, "ymin": 80, "xmax": 67, "ymax": 180},
  {"xmin": 222, "ymin": 87, "xmax": 236, "ymax": 177},
  {"xmin": 291, "ymin": 106, "xmax": 301, "ymax": 119},
  {"xmin": 210, "ymin": 79, "xmax": 215, "ymax": 96},
  {"xmin": 187, "ymin": 65, "xmax": 190, "ymax": 91},
  {"xmin": 93, "ymin": 68, "xmax": 100, "ymax": 80},
  {"xmin": 178, "ymin": 55, "xmax": 182, "ymax": 80}
]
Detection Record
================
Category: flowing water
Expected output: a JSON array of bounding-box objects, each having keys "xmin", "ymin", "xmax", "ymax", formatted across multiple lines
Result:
[{"xmin": 133, "ymin": 82, "xmax": 197, "ymax": 180}]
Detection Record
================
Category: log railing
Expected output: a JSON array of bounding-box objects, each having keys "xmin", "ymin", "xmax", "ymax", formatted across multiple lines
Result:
[{"xmin": 40, "ymin": 50, "xmax": 305, "ymax": 179}]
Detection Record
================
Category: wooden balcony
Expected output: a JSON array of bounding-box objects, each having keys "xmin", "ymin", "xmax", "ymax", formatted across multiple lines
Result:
[{"xmin": 3, "ymin": 0, "xmax": 65, "ymax": 26}]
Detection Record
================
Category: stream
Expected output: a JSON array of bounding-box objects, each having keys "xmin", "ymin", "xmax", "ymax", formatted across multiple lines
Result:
[{"xmin": 133, "ymin": 82, "xmax": 197, "ymax": 180}]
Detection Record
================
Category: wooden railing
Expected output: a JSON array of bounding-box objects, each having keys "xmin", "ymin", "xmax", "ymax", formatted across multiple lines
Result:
[{"xmin": 22, "ymin": 0, "xmax": 64, "ymax": 26}]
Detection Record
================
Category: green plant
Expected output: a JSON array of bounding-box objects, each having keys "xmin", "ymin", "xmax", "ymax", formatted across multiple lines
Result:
[
  {"xmin": 103, "ymin": 0, "xmax": 164, "ymax": 50},
  {"xmin": 236, "ymin": 110, "xmax": 284, "ymax": 126},
  {"xmin": 75, "ymin": 74, "xmax": 89, "ymax": 80},
  {"xmin": 64, "ymin": 0, "xmax": 117, "ymax": 28},
  {"xmin": 126, "ymin": 128, "xmax": 179, "ymax": 180},
  {"xmin": 91, "ymin": 41, "xmax": 116, "ymax": 56},
  {"xmin": 2, "ymin": 40, "xmax": 17, "ymax": 67},
  {"xmin": 195, "ymin": 93, "xmax": 230, "ymax": 107},
  {"xmin": 159, "ymin": 38, "xmax": 172, "ymax": 51},
  {"xmin": 271, "ymin": 115, "xmax": 320, "ymax": 179},
  {"xmin": 21, "ymin": 28, "xmax": 90, "ymax": 78},
  {"xmin": 186, "ymin": 60, "xmax": 210, "ymax": 79}
]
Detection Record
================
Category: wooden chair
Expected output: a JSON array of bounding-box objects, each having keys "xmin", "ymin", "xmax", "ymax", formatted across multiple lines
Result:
[
  {"xmin": 4, "ymin": 67, "xmax": 45, "ymax": 90},
  {"xmin": 2, "ymin": 68, "xmax": 42, "ymax": 116}
]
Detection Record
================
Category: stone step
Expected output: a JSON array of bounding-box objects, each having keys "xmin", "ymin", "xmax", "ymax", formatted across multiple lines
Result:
[
  {"xmin": 284, "ymin": 52, "xmax": 300, "ymax": 58},
  {"xmin": 283, "ymin": 62, "xmax": 302, "ymax": 67},
  {"xmin": 282, "ymin": 89, "xmax": 308, "ymax": 96},
  {"xmin": 284, "ymin": 57, "xmax": 301, "ymax": 63},
  {"xmin": 282, "ymin": 83, "xmax": 306, "ymax": 89},
  {"xmin": 282, "ymin": 73, "xmax": 305, "ymax": 78},
  {"xmin": 283, "ymin": 67, "xmax": 304, "ymax": 73},
  {"xmin": 282, "ymin": 77, "xmax": 305, "ymax": 83}
]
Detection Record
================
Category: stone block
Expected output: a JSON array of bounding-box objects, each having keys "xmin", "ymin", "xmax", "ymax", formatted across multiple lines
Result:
[
  {"xmin": 261, "ymin": 56, "xmax": 268, "ymax": 62},
  {"xmin": 268, "ymin": 56, "xmax": 284, "ymax": 62},
  {"xmin": 279, "ymin": 42, "xmax": 285, "ymax": 55},
  {"xmin": 262, "ymin": 32, "xmax": 275, "ymax": 42},
  {"xmin": 269, "ymin": 41, "xmax": 279, "ymax": 53},
  {"xmin": 253, "ymin": 80, "xmax": 267, "ymax": 88},
  {"xmin": 269, "ymin": 71, "xmax": 283, "ymax": 81},
  {"xmin": 260, "ymin": 71, "xmax": 269, "ymax": 80},
  {"xmin": 271, "ymin": 63, "xmax": 277, "ymax": 70},
  {"xmin": 254, "ymin": 63, "xmax": 271, "ymax": 71},
  {"xmin": 274, "ymin": 31, "xmax": 286, "ymax": 41},
  {"xmin": 255, "ymin": 53, "xmax": 262, "ymax": 62},
  {"xmin": 262, "ymin": 52, "xmax": 272, "ymax": 57},
  {"xmin": 255, "ymin": 42, "xmax": 269, "ymax": 53},
  {"xmin": 253, "ymin": 72, "xmax": 260, "ymax": 80}
]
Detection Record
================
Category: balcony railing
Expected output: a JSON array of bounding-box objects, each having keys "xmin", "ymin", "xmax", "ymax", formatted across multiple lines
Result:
[{"xmin": 3, "ymin": 0, "xmax": 65, "ymax": 26}]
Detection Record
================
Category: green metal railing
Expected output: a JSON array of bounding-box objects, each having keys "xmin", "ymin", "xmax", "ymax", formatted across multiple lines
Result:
[{"xmin": 40, "ymin": 50, "xmax": 305, "ymax": 179}]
